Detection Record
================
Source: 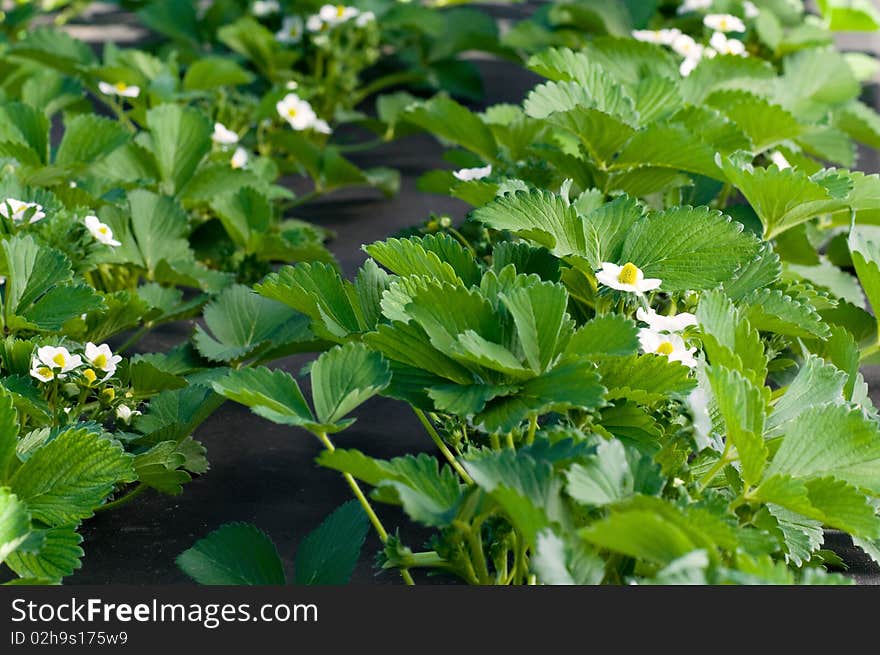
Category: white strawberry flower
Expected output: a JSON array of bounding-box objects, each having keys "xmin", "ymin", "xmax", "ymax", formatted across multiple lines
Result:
[
  {"xmin": 84, "ymin": 215, "xmax": 121, "ymax": 247},
  {"xmin": 30, "ymin": 359, "xmax": 56, "ymax": 382},
  {"xmin": 98, "ymin": 81, "xmax": 140, "ymax": 98},
  {"xmin": 638, "ymin": 329, "xmax": 698, "ymax": 368},
  {"xmin": 85, "ymin": 342, "xmax": 122, "ymax": 379},
  {"xmin": 636, "ymin": 307, "xmax": 698, "ymax": 333},
  {"xmin": 230, "ymin": 147, "xmax": 249, "ymax": 169},
  {"xmin": 687, "ymin": 386, "xmax": 714, "ymax": 450},
  {"xmin": 286, "ymin": 80, "xmax": 299, "ymax": 90},
  {"xmin": 671, "ymin": 34, "xmax": 702, "ymax": 59},
  {"xmin": 678, "ymin": 0, "xmax": 713, "ymax": 14},
  {"xmin": 312, "ymin": 119, "xmax": 332, "ymax": 135},
  {"xmin": 35, "ymin": 346, "xmax": 82, "ymax": 375},
  {"xmin": 116, "ymin": 404, "xmax": 142, "ymax": 424},
  {"xmin": 0, "ymin": 198, "xmax": 45, "ymax": 223},
  {"xmin": 770, "ymin": 150, "xmax": 791, "ymax": 170},
  {"xmin": 319, "ymin": 4, "xmax": 359, "ymax": 25},
  {"xmin": 355, "ymin": 11, "xmax": 375, "ymax": 27},
  {"xmin": 252, "ymin": 0, "xmax": 280, "ymax": 16},
  {"xmin": 680, "ymin": 56, "xmax": 701, "ymax": 77},
  {"xmin": 632, "ymin": 28, "xmax": 682, "ymax": 46},
  {"xmin": 212, "ymin": 122, "xmax": 239, "ymax": 145},
  {"xmin": 595, "ymin": 262, "xmax": 661, "ymax": 294},
  {"xmin": 743, "ymin": 1, "xmax": 759, "ymax": 18},
  {"xmin": 276, "ymin": 15, "xmax": 304, "ymax": 43},
  {"xmin": 276, "ymin": 93, "xmax": 318, "ymax": 130},
  {"xmin": 306, "ymin": 14, "xmax": 326, "ymax": 32},
  {"xmin": 453, "ymin": 165, "xmax": 492, "ymax": 182},
  {"xmin": 709, "ymin": 31, "xmax": 747, "ymax": 56},
  {"xmin": 704, "ymin": 13, "xmax": 746, "ymax": 33}
]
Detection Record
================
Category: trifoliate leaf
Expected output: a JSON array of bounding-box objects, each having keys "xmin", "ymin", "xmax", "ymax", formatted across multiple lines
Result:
[
  {"xmin": 10, "ymin": 428, "xmax": 135, "ymax": 525},
  {"xmin": 177, "ymin": 522, "xmax": 285, "ymax": 585},
  {"xmin": 310, "ymin": 343, "xmax": 391, "ymax": 426},
  {"xmin": 5, "ymin": 525, "xmax": 82, "ymax": 582},
  {"xmin": 194, "ymin": 284, "xmax": 312, "ymax": 363}
]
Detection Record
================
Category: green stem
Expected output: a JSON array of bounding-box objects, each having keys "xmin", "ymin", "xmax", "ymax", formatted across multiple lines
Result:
[
  {"xmin": 526, "ymin": 414, "xmax": 538, "ymax": 445},
  {"xmin": 116, "ymin": 325, "xmax": 150, "ymax": 355},
  {"xmin": 697, "ymin": 446, "xmax": 732, "ymax": 492},
  {"xmin": 315, "ymin": 431, "xmax": 415, "ymax": 586},
  {"xmin": 96, "ymin": 483, "xmax": 146, "ymax": 513},
  {"xmin": 412, "ymin": 408, "xmax": 474, "ymax": 484}
]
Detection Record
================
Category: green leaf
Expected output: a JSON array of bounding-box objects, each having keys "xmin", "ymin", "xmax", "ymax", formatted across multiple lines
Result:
[
  {"xmin": 310, "ymin": 343, "xmax": 391, "ymax": 426},
  {"xmin": 132, "ymin": 442, "xmax": 190, "ymax": 495},
  {"xmin": 697, "ymin": 290, "xmax": 767, "ymax": 386},
  {"xmin": 471, "ymin": 190, "xmax": 596, "ymax": 262},
  {"xmin": 740, "ymin": 287, "xmax": 830, "ymax": 339},
  {"xmin": 594, "ymin": 354, "xmax": 696, "ymax": 405},
  {"xmin": 122, "ymin": 190, "xmax": 192, "ymax": 276},
  {"xmin": 294, "ymin": 501, "xmax": 369, "ymax": 585},
  {"xmin": 532, "ymin": 528, "xmax": 605, "ymax": 585},
  {"xmin": 0, "ymin": 102, "xmax": 48, "ymax": 165},
  {"xmin": 0, "ymin": 235, "xmax": 103, "ymax": 331},
  {"xmin": 365, "ymin": 236, "xmax": 472, "ymax": 286},
  {"xmin": 499, "ymin": 281, "xmax": 570, "ymax": 374},
  {"xmin": 580, "ymin": 510, "xmax": 698, "ymax": 566},
  {"xmin": 256, "ymin": 263, "xmax": 363, "ymax": 341},
  {"xmin": 54, "ymin": 114, "xmax": 129, "ymax": 167},
  {"xmin": 0, "ymin": 488, "xmax": 30, "ymax": 564},
  {"xmin": 566, "ymin": 439, "xmax": 632, "ymax": 506},
  {"xmin": 767, "ymin": 404, "xmax": 880, "ymax": 493},
  {"xmin": 145, "ymin": 104, "xmax": 212, "ymax": 195},
  {"xmin": 475, "ymin": 359, "xmax": 606, "ymax": 433},
  {"xmin": 183, "ymin": 57, "xmax": 255, "ymax": 91},
  {"xmin": 720, "ymin": 159, "xmax": 847, "ymax": 239},
  {"xmin": 194, "ymin": 284, "xmax": 312, "ymax": 363},
  {"xmin": 11, "ymin": 428, "xmax": 135, "ymax": 525},
  {"xmin": 766, "ymin": 355, "xmax": 846, "ymax": 436},
  {"xmin": 705, "ymin": 365, "xmax": 767, "ymax": 486},
  {"xmin": 565, "ymin": 314, "xmax": 639, "ymax": 357},
  {"xmin": 0, "ymin": 388, "xmax": 20, "ymax": 481},
  {"xmin": 5, "ymin": 525, "xmax": 83, "ymax": 582},
  {"xmin": 405, "ymin": 96, "xmax": 497, "ymax": 162},
  {"xmin": 620, "ymin": 206, "xmax": 761, "ymax": 292},
  {"xmin": 177, "ymin": 522, "xmax": 285, "ymax": 585},
  {"xmin": 211, "ymin": 367, "xmax": 315, "ymax": 429},
  {"xmin": 849, "ymin": 226, "xmax": 880, "ymax": 336}
]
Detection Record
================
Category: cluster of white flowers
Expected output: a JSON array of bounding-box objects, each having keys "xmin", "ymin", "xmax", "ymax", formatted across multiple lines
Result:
[
  {"xmin": 84, "ymin": 215, "xmax": 121, "ymax": 247},
  {"xmin": 29, "ymin": 343, "xmax": 122, "ymax": 384},
  {"xmin": 98, "ymin": 81, "xmax": 140, "ymax": 99},
  {"xmin": 211, "ymin": 122, "xmax": 250, "ymax": 169},
  {"xmin": 453, "ymin": 165, "xmax": 492, "ymax": 182},
  {"xmin": 252, "ymin": 0, "xmax": 280, "ymax": 17},
  {"xmin": 276, "ymin": 93, "xmax": 331, "ymax": 133},
  {"xmin": 634, "ymin": 11, "xmax": 751, "ymax": 77},
  {"xmin": 275, "ymin": 5, "xmax": 375, "ymax": 43},
  {"xmin": 1, "ymin": 198, "xmax": 44, "ymax": 224},
  {"xmin": 635, "ymin": 307, "xmax": 699, "ymax": 368}
]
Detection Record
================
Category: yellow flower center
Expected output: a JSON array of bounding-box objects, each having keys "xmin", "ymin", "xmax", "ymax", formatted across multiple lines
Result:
[
  {"xmin": 101, "ymin": 387, "xmax": 115, "ymax": 402},
  {"xmin": 719, "ymin": 18, "xmax": 729, "ymax": 30},
  {"xmin": 93, "ymin": 353, "xmax": 108, "ymax": 369},
  {"xmin": 617, "ymin": 262, "xmax": 640, "ymax": 285},
  {"xmin": 52, "ymin": 353, "xmax": 66, "ymax": 367},
  {"xmin": 98, "ymin": 226, "xmax": 108, "ymax": 235},
  {"xmin": 656, "ymin": 341, "xmax": 674, "ymax": 356},
  {"xmin": 287, "ymin": 107, "xmax": 297, "ymax": 118},
  {"xmin": 83, "ymin": 368, "xmax": 97, "ymax": 384},
  {"xmin": 38, "ymin": 366, "xmax": 53, "ymax": 378},
  {"xmin": 336, "ymin": 5, "xmax": 345, "ymax": 17},
  {"xmin": 115, "ymin": 82, "xmax": 128, "ymax": 92}
]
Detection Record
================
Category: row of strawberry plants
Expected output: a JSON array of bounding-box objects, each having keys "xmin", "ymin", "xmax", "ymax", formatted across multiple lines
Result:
[
  {"xmin": 0, "ymin": 1, "xmax": 508, "ymax": 584},
  {"xmin": 175, "ymin": 1, "xmax": 880, "ymax": 585}
]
